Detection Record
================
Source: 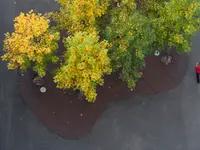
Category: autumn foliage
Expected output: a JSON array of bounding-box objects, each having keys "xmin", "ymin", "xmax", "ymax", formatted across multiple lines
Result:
[
  {"xmin": 2, "ymin": 10, "xmax": 60, "ymax": 77},
  {"xmin": 54, "ymin": 31, "xmax": 112, "ymax": 101},
  {"xmin": 1, "ymin": 0, "xmax": 200, "ymax": 102},
  {"xmin": 50, "ymin": 0, "xmax": 109, "ymax": 34}
]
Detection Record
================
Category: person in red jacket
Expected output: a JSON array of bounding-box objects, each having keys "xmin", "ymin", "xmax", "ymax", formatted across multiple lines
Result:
[{"xmin": 195, "ymin": 62, "xmax": 200, "ymax": 83}]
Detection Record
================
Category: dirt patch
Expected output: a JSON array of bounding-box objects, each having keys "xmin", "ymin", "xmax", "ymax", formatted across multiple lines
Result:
[{"xmin": 18, "ymin": 52, "xmax": 189, "ymax": 139}]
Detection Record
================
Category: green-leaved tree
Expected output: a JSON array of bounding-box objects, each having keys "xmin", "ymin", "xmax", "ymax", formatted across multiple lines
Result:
[{"xmin": 103, "ymin": 1, "xmax": 155, "ymax": 89}]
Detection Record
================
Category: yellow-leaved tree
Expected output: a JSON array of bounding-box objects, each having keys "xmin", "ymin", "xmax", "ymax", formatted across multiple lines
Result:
[
  {"xmin": 54, "ymin": 31, "xmax": 112, "ymax": 102},
  {"xmin": 2, "ymin": 10, "xmax": 60, "ymax": 77},
  {"xmin": 49, "ymin": 0, "xmax": 110, "ymax": 33}
]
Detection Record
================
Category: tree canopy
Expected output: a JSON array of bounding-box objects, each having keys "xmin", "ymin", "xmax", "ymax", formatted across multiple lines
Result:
[
  {"xmin": 104, "ymin": 3, "xmax": 155, "ymax": 89},
  {"xmin": 151, "ymin": 0, "xmax": 200, "ymax": 53},
  {"xmin": 2, "ymin": 10, "xmax": 60, "ymax": 77},
  {"xmin": 54, "ymin": 31, "xmax": 112, "ymax": 101},
  {"xmin": 2, "ymin": 0, "xmax": 200, "ymax": 102}
]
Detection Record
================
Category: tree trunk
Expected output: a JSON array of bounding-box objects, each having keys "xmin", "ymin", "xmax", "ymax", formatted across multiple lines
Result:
[
  {"xmin": 161, "ymin": 34, "xmax": 175, "ymax": 65},
  {"xmin": 32, "ymin": 73, "xmax": 44, "ymax": 86},
  {"xmin": 75, "ymin": 90, "xmax": 84, "ymax": 100}
]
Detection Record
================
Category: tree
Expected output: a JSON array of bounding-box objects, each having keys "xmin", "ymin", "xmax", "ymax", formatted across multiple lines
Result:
[
  {"xmin": 2, "ymin": 10, "xmax": 60, "ymax": 77},
  {"xmin": 149, "ymin": 0, "xmax": 200, "ymax": 54},
  {"xmin": 54, "ymin": 31, "xmax": 112, "ymax": 102},
  {"xmin": 103, "ymin": 0, "xmax": 155, "ymax": 89},
  {"xmin": 49, "ymin": 0, "xmax": 110, "ymax": 34},
  {"xmin": 137, "ymin": 0, "xmax": 165, "ymax": 16},
  {"xmin": 3, "ymin": 0, "xmax": 200, "ymax": 102}
]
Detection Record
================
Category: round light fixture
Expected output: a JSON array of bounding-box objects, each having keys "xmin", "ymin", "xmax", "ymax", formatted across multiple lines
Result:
[
  {"xmin": 154, "ymin": 50, "xmax": 160, "ymax": 56},
  {"xmin": 40, "ymin": 87, "xmax": 46, "ymax": 93}
]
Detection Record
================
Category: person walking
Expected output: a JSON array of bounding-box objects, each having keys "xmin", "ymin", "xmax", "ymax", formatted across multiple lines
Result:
[{"xmin": 195, "ymin": 62, "xmax": 200, "ymax": 83}]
